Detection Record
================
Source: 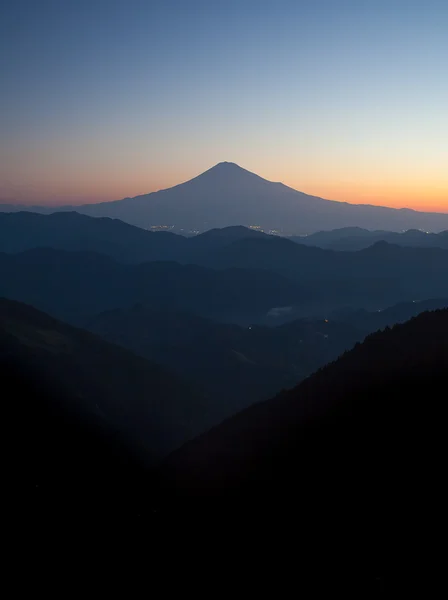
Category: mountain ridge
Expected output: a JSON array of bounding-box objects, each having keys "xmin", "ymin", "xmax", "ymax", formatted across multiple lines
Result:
[
  {"xmin": 2, "ymin": 162, "xmax": 447, "ymax": 233},
  {"xmin": 161, "ymin": 308, "xmax": 448, "ymax": 515},
  {"xmin": 0, "ymin": 296, "xmax": 210, "ymax": 459}
]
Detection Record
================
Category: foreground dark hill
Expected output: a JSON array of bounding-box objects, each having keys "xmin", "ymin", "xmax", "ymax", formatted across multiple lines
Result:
[
  {"xmin": 0, "ymin": 248, "xmax": 303, "ymax": 323},
  {"xmin": 162, "ymin": 309, "xmax": 448, "ymax": 528},
  {"xmin": 0, "ymin": 297, "xmax": 208, "ymax": 459},
  {"xmin": 4, "ymin": 350, "xmax": 154, "ymax": 523},
  {"xmin": 294, "ymin": 226, "xmax": 448, "ymax": 251},
  {"xmin": 2, "ymin": 162, "xmax": 448, "ymax": 232}
]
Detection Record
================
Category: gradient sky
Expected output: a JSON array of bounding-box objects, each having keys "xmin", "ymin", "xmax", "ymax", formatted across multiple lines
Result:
[{"xmin": 1, "ymin": 0, "xmax": 447, "ymax": 211}]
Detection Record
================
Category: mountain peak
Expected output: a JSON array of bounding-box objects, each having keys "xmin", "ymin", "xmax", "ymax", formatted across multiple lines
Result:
[
  {"xmin": 213, "ymin": 161, "xmax": 243, "ymax": 169},
  {"xmin": 7, "ymin": 159, "xmax": 448, "ymax": 234},
  {"xmin": 191, "ymin": 161, "xmax": 271, "ymax": 186},
  {"xmin": 204, "ymin": 161, "xmax": 254, "ymax": 176}
]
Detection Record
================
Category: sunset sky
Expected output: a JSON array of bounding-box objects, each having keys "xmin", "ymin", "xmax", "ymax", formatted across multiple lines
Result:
[{"xmin": 1, "ymin": 0, "xmax": 447, "ymax": 211}]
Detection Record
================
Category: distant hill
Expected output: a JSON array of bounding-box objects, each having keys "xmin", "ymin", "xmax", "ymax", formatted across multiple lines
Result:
[
  {"xmin": 86, "ymin": 305, "xmax": 363, "ymax": 416},
  {"xmin": 0, "ymin": 297, "xmax": 209, "ymax": 460},
  {"xmin": 0, "ymin": 212, "xmax": 273, "ymax": 264},
  {"xmin": 291, "ymin": 227, "xmax": 388, "ymax": 246},
  {"xmin": 198, "ymin": 236, "xmax": 448, "ymax": 311},
  {"xmin": 329, "ymin": 298, "xmax": 448, "ymax": 329},
  {"xmin": 5, "ymin": 212, "xmax": 448, "ymax": 304},
  {"xmin": 0, "ymin": 248, "xmax": 304, "ymax": 323},
  {"xmin": 2, "ymin": 240, "xmax": 448, "ymax": 324},
  {"xmin": 2, "ymin": 212, "xmax": 448, "ymax": 319},
  {"xmin": 87, "ymin": 299, "xmax": 448, "ymax": 421},
  {"xmin": 2, "ymin": 162, "xmax": 447, "ymax": 233},
  {"xmin": 294, "ymin": 226, "xmax": 448, "ymax": 250},
  {"xmin": 0, "ymin": 211, "xmax": 187, "ymax": 262}
]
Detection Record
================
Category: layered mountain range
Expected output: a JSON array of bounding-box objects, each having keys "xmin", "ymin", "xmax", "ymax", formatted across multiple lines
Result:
[
  {"xmin": 2, "ymin": 212, "xmax": 448, "ymax": 324},
  {"xmin": 3, "ymin": 195, "xmax": 447, "ymax": 585}
]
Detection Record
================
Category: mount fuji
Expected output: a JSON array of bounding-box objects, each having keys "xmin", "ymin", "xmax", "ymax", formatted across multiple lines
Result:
[{"xmin": 1, "ymin": 162, "xmax": 447, "ymax": 233}]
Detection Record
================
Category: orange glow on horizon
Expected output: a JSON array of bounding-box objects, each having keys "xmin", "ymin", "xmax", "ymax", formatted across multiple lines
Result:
[
  {"xmin": 294, "ymin": 183, "xmax": 448, "ymax": 214},
  {"xmin": 2, "ymin": 165, "xmax": 447, "ymax": 214}
]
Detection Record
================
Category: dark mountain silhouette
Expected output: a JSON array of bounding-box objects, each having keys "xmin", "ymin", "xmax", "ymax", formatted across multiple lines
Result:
[
  {"xmin": 2, "ymin": 162, "xmax": 447, "ymax": 233},
  {"xmin": 86, "ymin": 305, "xmax": 363, "ymax": 415},
  {"xmin": 160, "ymin": 309, "xmax": 448, "ymax": 582},
  {"xmin": 198, "ymin": 236, "xmax": 448, "ymax": 311},
  {"xmin": 4, "ymin": 354, "xmax": 154, "ymax": 524},
  {"xmin": 0, "ymin": 248, "xmax": 304, "ymax": 323},
  {"xmin": 2, "ymin": 239, "xmax": 448, "ymax": 325},
  {"xmin": 295, "ymin": 226, "xmax": 448, "ymax": 250},
  {"xmin": 0, "ymin": 210, "xmax": 187, "ymax": 262},
  {"xmin": 0, "ymin": 297, "xmax": 210, "ymax": 459},
  {"xmin": 3, "ymin": 212, "xmax": 447, "ymax": 315},
  {"xmin": 292, "ymin": 226, "xmax": 389, "ymax": 246},
  {"xmin": 5, "ymin": 212, "xmax": 447, "ymax": 315},
  {"xmin": 188, "ymin": 224, "xmax": 268, "ymax": 246},
  {"xmin": 0, "ymin": 211, "xmax": 275, "ymax": 264},
  {"xmin": 329, "ymin": 297, "xmax": 448, "ymax": 328},
  {"xmin": 87, "ymin": 298, "xmax": 448, "ymax": 415}
]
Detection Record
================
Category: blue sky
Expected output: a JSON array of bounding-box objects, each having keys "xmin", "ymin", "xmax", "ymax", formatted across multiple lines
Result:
[{"xmin": 1, "ymin": 0, "xmax": 447, "ymax": 209}]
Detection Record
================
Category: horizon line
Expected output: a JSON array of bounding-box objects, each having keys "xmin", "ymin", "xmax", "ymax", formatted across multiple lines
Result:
[{"xmin": 1, "ymin": 161, "xmax": 447, "ymax": 215}]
